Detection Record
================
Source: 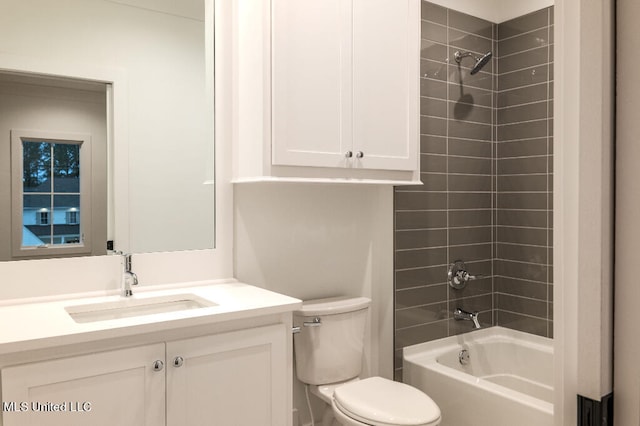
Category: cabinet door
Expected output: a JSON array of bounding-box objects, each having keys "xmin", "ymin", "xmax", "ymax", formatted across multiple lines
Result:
[
  {"xmin": 1, "ymin": 344, "xmax": 165, "ymax": 426},
  {"xmin": 166, "ymin": 324, "xmax": 288, "ymax": 426},
  {"xmin": 352, "ymin": 0, "xmax": 420, "ymax": 171},
  {"xmin": 272, "ymin": 0, "xmax": 353, "ymax": 168}
]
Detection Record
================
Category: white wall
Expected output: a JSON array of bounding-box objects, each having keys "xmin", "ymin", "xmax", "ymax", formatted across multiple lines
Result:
[
  {"xmin": 424, "ymin": 0, "xmax": 553, "ymax": 23},
  {"xmin": 234, "ymin": 183, "xmax": 393, "ymax": 425}
]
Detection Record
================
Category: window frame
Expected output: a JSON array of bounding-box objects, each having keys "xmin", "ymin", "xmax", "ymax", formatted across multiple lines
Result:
[{"xmin": 11, "ymin": 130, "xmax": 92, "ymax": 258}]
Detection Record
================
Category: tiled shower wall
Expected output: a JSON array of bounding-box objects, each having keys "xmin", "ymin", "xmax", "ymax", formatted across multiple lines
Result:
[
  {"xmin": 393, "ymin": 2, "xmax": 554, "ymax": 379},
  {"xmin": 494, "ymin": 8, "xmax": 554, "ymax": 339}
]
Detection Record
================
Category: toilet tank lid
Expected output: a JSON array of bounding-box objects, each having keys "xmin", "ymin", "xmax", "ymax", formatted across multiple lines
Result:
[{"xmin": 295, "ymin": 296, "xmax": 371, "ymax": 316}]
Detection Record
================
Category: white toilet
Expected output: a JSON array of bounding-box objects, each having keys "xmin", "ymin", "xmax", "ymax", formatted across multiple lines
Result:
[{"xmin": 293, "ymin": 296, "xmax": 441, "ymax": 426}]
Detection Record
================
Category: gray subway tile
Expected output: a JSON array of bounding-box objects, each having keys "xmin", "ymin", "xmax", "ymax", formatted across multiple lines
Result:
[
  {"xmin": 396, "ymin": 264, "xmax": 447, "ymax": 289},
  {"xmin": 495, "ymin": 276, "xmax": 548, "ymax": 300},
  {"xmin": 449, "ymin": 174, "xmax": 492, "ymax": 192},
  {"xmin": 449, "ymin": 28, "xmax": 493, "ymax": 56},
  {"xmin": 420, "ymin": 135, "xmax": 446, "ymax": 154},
  {"xmin": 497, "ymin": 138, "xmax": 547, "ymax": 158},
  {"xmin": 396, "ymin": 228, "xmax": 447, "ymax": 250},
  {"xmin": 396, "ymin": 302, "xmax": 448, "ymax": 328},
  {"xmin": 421, "ymin": 21, "xmax": 447, "ymax": 44},
  {"xmin": 449, "ymin": 209, "xmax": 492, "ymax": 227},
  {"xmin": 421, "ymin": 78, "xmax": 447, "ymax": 99},
  {"xmin": 396, "ymin": 284, "xmax": 448, "ymax": 309},
  {"xmin": 448, "ymin": 138, "xmax": 492, "ymax": 158},
  {"xmin": 448, "ymin": 156, "xmax": 491, "ymax": 175},
  {"xmin": 421, "ymin": 40, "xmax": 448, "ymax": 62},
  {"xmin": 496, "ymin": 310, "xmax": 549, "ymax": 337},
  {"xmin": 496, "ymin": 243, "xmax": 547, "ymax": 264},
  {"xmin": 449, "ymin": 243, "xmax": 492, "ymax": 263},
  {"xmin": 449, "ymin": 192, "xmax": 492, "ymax": 209},
  {"xmin": 449, "ymin": 120, "xmax": 492, "ymax": 141},
  {"xmin": 409, "ymin": 173, "xmax": 446, "ymax": 191},
  {"xmin": 421, "ymin": 97, "xmax": 448, "ymax": 118},
  {"xmin": 396, "ymin": 247, "xmax": 447, "ymax": 269},
  {"xmin": 421, "ymin": 116, "xmax": 447, "ymax": 137},
  {"xmin": 448, "ymin": 9, "xmax": 493, "ymax": 39},
  {"xmin": 421, "ymin": 59, "xmax": 448, "ymax": 81},
  {"xmin": 395, "ymin": 320, "xmax": 448, "ymax": 348},
  {"xmin": 396, "ymin": 211, "xmax": 447, "ymax": 230},
  {"xmin": 449, "ymin": 226, "xmax": 492, "ymax": 245},
  {"xmin": 497, "ymin": 156, "xmax": 547, "ymax": 174},
  {"xmin": 421, "ymin": 1, "xmax": 447, "ymax": 25},
  {"xmin": 448, "ymin": 275, "xmax": 492, "ymax": 299},
  {"xmin": 449, "ymin": 101, "xmax": 492, "ymax": 125},
  {"xmin": 497, "ymin": 192, "xmax": 547, "ymax": 210},
  {"xmin": 498, "ymin": 28, "xmax": 550, "ymax": 58},
  {"xmin": 497, "ymin": 101, "xmax": 548, "ymax": 125},
  {"xmin": 450, "ymin": 83, "xmax": 493, "ymax": 108},
  {"xmin": 450, "ymin": 293, "xmax": 493, "ymax": 313},
  {"xmin": 395, "ymin": 191, "xmax": 447, "ymax": 210},
  {"xmin": 496, "ymin": 226, "xmax": 548, "ymax": 246},
  {"xmin": 499, "ymin": 46, "xmax": 550, "ymax": 75},
  {"xmin": 498, "ymin": 8, "xmax": 549, "ymax": 41},
  {"xmin": 495, "ymin": 259, "xmax": 548, "ymax": 283},
  {"xmin": 420, "ymin": 154, "xmax": 446, "ymax": 173},
  {"xmin": 496, "ymin": 210, "xmax": 547, "ymax": 228},
  {"xmin": 498, "ymin": 65, "xmax": 549, "ymax": 91},
  {"xmin": 498, "ymin": 83, "xmax": 548, "ymax": 108},
  {"xmin": 498, "ymin": 119, "xmax": 548, "ymax": 142},
  {"xmin": 496, "ymin": 293, "xmax": 547, "ymax": 318},
  {"xmin": 497, "ymin": 174, "xmax": 547, "ymax": 191}
]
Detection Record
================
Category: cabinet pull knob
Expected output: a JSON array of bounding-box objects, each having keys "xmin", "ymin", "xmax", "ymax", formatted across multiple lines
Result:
[
  {"xmin": 355, "ymin": 151, "xmax": 364, "ymax": 158},
  {"xmin": 152, "ymin": 360, "xmax": 164, "ymax": 372},
  {"xmin": 173, "ymin": 356, "xmax": 184, "ymax": 368},
  {"xmin": 345, "ymin": 151, "xmax": 353, "ymax": 158}
]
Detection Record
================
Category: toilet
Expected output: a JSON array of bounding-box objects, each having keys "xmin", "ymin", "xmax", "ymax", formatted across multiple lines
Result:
[{"xmin": 293, "ymin": 296, "xmax": 441, "ymax": 426}]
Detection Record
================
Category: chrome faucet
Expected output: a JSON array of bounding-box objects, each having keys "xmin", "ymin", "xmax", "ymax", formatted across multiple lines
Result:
[
  {"xmin": 454, "ymin": 308, "xmax": 480, "ymax": 329},
  {"xmin": 122, "ymin": 253, "xmax": 138, "ymax": 297}
]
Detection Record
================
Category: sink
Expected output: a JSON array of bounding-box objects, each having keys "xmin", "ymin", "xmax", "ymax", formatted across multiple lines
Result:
[{"xmin": 65, "ymin": 294, "xmax": 217, "ymax": 323}]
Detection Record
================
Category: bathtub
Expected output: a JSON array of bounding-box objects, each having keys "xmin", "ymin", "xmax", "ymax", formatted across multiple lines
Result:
[{"xmin": 403, "ymin": 326, "xmax": 553, "ymax": 426}]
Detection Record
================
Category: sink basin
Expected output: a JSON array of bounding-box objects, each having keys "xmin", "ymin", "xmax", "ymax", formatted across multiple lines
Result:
[{"xmin": 65, "ymin": 294, "xmax": 217, "ymax": 323}]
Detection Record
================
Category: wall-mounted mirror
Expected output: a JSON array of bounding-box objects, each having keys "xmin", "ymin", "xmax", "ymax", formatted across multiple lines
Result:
[{"xmin": 0, "ymin": 0, "xmax": 215, "ymax": 261}]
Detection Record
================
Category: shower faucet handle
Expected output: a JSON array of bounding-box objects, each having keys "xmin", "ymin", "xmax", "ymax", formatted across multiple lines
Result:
[{"xmin": 448, "ymin": 260, "xmax": 483, "ymax": 290}]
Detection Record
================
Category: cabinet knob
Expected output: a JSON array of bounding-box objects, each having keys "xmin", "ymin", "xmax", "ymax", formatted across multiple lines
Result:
[
  {"xmin": 355, "ymin": 151, "xmax": 364, "ymax": 158},
  {"xmin": 345, "ymin": 151, "xmax": 353, "ymax": 158},
  {"xmin": 173, "ymin": 356, "xmax": 184, "ymax": 368},
  {"xmin": 152, "ymin": 360, "xmax": 164, "ymax": 372}
]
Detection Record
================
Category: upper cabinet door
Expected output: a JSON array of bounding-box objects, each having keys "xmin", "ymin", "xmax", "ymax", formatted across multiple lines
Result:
[
  {"xmin": 352, "ymin": 0, "xmax": 420, "ymax": 171},
  {"xmin": 272, "ymin": 0, "xmax": 353, "ymax": 168}
]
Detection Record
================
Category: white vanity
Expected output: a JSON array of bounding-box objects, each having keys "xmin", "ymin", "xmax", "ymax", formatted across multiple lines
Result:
[{"xmin": 0, "ymin": 281, "xmax": 301, "ymax": 426}]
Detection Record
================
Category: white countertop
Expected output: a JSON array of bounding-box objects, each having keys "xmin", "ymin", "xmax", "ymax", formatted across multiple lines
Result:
[{"xmin": 0, "ymin": 281, "xmax": 302, "ymax": 355}]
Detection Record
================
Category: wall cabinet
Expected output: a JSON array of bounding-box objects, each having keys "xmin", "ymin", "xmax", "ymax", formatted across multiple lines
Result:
[
  {"xmin": 223, "ymin": 0, "xmax": 421, "ymax": 184},
  {"xmin": 1, "ymin": 324, "xmax": 288, "ymax": 426}
]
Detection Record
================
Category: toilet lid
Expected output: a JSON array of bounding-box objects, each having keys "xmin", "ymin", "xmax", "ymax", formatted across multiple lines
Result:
[{"xmin": 333, "ymin": 377, "xmax": 441, "ymax": 426}]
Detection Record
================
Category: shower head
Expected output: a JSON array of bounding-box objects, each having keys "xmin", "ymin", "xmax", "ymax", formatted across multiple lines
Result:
[{"xmin": 454, "ymin": 50, "xmax": 493, "ymax": 75}]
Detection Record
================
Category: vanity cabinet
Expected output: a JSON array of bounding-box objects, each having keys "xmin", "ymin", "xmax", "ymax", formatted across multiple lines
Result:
[
  {"xmin": 1, "ymin": 324, "xmax": 288, "ymax": 426},
  {"xmin": 225, "ymin": 0, "xmax": 421, "ymax": 184},
  {"xmin": 1, "ymin": 344, "xmax": 166, "ymax": 426}
]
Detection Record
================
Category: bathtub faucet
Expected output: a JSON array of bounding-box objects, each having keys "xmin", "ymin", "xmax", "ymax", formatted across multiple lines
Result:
[{"xmin": 454, "ymin": 308, "xmax": 481, "ymax": 329}]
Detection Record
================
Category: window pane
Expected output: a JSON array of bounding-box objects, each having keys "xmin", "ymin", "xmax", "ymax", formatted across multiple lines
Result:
[
  {"xmin": 22, "ymin": 141, "xmax": 51, "ymax": 193},
  {"xmin": 53, "ymin": 143, "xmax": 80, "ymax": 193},
  {"xmin": 53, "ymin": 195, "xmax": 81, "ymax": 244},
  {"xmin": 22, "ymin": 194, "xmax": 52, "ymax": 246}
]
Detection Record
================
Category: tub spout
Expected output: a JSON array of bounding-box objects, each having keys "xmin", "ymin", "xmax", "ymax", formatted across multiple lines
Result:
[{"xmin": 454, "ymin": 308, "xmax": 481, "ymax": 329}]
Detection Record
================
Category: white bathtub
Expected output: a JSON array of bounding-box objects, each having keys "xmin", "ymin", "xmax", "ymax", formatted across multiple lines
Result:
[{"xmin": 403, "ymin": 326, "xmax": 553, "ymax": 426}]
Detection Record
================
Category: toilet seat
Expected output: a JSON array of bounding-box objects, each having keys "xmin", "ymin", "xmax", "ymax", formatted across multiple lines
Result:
[{"xmin": 332, "ymin": 377, "xmax": 441, "ymax": 426}]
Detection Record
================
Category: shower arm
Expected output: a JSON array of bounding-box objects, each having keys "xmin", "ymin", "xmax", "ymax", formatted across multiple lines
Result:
[{"xmin": 454, "ymin": 51, "xmax": 475, "ymax": 63}]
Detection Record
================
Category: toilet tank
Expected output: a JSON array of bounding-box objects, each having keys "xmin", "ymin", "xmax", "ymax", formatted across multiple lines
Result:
[{"xmin": 293, "ymin": 296, "xmax": 371, "ymax": 385}]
